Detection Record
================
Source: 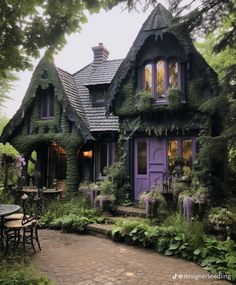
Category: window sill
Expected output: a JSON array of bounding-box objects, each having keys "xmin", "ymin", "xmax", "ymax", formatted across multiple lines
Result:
[
  {"xmin": 154, "ymin": 98, "xmax": 168, "ymax": 105},
  {"xmin": 40, "ymin": 116, "xmax": 55, "ymax": 120}
]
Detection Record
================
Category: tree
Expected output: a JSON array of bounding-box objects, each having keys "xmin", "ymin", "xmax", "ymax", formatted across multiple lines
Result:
[
  {"xmin": 0, "ymin": 0, "xmax": 130, "ymax": 106},
  {"xmin": 167, "ymin": 0, "xmax": 236, "ymax": 196}
]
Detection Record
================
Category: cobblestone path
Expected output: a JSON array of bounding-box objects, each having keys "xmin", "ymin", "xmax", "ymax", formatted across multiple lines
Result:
[{"xmin": 31, "ymin": 229, "xmax": 231, "ymax": 285}]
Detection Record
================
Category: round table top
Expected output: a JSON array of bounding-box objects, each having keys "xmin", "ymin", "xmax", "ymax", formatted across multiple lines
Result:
[
  {"xmin": 44, "ymin": 189, "xmax": 63, "ymax": 194},
  {"xmin": 22, "ymin": 188, "xmax": 63, "ymax": 194},
  {"xmin": 0, "ymin": 204, "xmax": 21, "ymax": 217}
]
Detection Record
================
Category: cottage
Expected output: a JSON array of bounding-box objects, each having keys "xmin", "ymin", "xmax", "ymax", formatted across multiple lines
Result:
[{"xmin": 0, "ymin": 4, "xmax": 218, "ymax": 200}]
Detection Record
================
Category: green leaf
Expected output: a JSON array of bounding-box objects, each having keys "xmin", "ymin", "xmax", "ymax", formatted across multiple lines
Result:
[
  {"xmin": 164, "ymin": 249, "xmax": 174, "ymax": 256},
  {"xmin": 200, "ymin": 259, "xmax": 209, "ymax": 267},
  {"xmin": 194, "ymin": 249, "xmax": 201, "ymax": 255},
  {"xmin": 169, "ymin": 243, "xmax": 180, "ymax": 250}
]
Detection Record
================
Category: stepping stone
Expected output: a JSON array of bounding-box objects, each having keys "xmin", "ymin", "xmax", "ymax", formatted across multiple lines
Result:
[{"xmin": 86, "ymin": 223, "xmax": 112, "ymax": 238}]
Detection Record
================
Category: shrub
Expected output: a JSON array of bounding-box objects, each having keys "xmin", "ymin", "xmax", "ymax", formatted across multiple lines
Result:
[
  {"xmin": 0, "ymin": 261, "xmax": 55, "ymax": 285},
  {"xmin": 39, "ymin": 198, "xmax": 103, "ymax": 231}
]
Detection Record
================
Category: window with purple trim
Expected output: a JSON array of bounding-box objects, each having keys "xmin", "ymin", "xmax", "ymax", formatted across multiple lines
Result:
[
  {"xmin": 97, "ymin": 142, "xmax": 116, "ymax": 177},
  {"xmin": 40, "ymin": 87, "xmax": 54, "ymax": 119},
  {"xmin": 143, "ymin": 58, "xmax": 180, "ymax": 101}
]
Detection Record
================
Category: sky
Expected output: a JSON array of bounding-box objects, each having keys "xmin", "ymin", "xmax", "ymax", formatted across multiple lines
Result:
[{"xmin": 2, "ymin": 1, "xmax": 170, "ymax": 118}]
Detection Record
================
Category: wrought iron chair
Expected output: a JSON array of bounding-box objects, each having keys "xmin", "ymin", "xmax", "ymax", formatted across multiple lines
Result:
[
  {"xmin": 5, "ymin": 187, "xmax": 44, "ymax": 221},
  {"xmin": 4, "ymin": 194, "xmax": 42, "ymax": 254}
]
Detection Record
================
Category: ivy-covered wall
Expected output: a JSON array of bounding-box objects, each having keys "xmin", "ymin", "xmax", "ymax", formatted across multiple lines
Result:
[
  {"xmin": 4, "ymin": 58, "xmax": 86, "ymax": 192},
  {"xmin": 113, "ymin": 34, "xmax": 218, "ymax": 137}
]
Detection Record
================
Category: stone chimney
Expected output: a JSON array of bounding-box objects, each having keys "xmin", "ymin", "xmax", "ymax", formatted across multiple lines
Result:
[{"xmin": 92, "ymin": 43, "xmax": 109, "ymax": 68}]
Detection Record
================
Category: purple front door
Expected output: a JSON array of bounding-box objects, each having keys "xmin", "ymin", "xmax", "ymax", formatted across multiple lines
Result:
[{"xmin": 134, "ymin": 138, "xmax": 167, "ymax": 200}]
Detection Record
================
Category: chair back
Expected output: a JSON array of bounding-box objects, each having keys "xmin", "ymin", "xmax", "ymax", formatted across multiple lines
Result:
[
  {"xmin": 21, "ymin": 194, "xmax": 35, "ymax": 225},
  {"xmin": 33, "ymin": 197, "xmax": 44, "ymax": 219}
]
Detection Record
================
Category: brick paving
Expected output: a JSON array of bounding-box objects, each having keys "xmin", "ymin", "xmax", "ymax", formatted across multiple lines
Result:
[{"xmin": 32, "ymin": 229, "xmax": 231, "ymax": 285}]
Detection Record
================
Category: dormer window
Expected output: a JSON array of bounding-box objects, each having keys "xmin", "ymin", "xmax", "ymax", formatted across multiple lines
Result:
[
  {"xmin": 143, "ymin": 58, "xmax": 181, "ymax": 101},
  {"xmin": 40, "ymin": 85, "xmax": 54, "ymax": 119}
]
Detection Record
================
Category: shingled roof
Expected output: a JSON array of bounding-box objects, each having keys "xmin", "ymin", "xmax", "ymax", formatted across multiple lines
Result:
[
  {"xmin": 73, "ymin": 59, "xmax": 121, "ymax": 132},
  {"xmin": 84, "ymin": 59, "xmax": 123, "ymax": 86}
]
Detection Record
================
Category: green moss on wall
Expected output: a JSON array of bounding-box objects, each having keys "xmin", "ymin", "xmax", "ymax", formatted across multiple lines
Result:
[{"xmin": 187, "ymin": 78, "xmax": 205, "ymax": 109}]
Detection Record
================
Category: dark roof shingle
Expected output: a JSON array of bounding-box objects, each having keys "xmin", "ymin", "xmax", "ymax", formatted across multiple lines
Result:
[
  {"xmin": 73, "ymin": 60, "xmax": 121, "ymax": 132},
  {"xmin": 85, "ymin": 59, "xmax": 123, "ymax": 86}
]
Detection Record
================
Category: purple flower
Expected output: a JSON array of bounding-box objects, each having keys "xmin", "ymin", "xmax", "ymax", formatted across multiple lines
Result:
[{"xmin": 183, "ymin": 196, "xmax": 194, "ymax": 220}]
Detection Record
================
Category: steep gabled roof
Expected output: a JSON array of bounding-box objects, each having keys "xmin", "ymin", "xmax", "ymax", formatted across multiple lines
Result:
[
  {"xmin": 57, "ymin": 67, "xmax": 88, "ymax": 127},
  {"xmin": 0, "ymin": 56, "xmax": 92, "ymax": 143},
  {"xmin": 73, "ymin": 61, "xmax": 119, "ymax": 132},
  {"xmin": 105, "ymin": 3, "xmax": 208, "ymax": 112}
]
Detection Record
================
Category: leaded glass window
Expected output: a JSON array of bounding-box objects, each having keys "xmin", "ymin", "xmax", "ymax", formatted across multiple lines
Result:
[
  {"xmin": 182, "ymin": 140, "xmax": 192, "ymax": 161},
  {"xmin": 156, "ymin": 60, "xmax": 165, "ymax": 98},
  {"xmin": 168, "ymin": 140, "xmax": 178, "ymax": 169},
  {"xmin": 141, "ymin": 58, "xmax": 181, "ymax": 101},
  {"xmin": 144, "ymin": 64, "xmax": 152, "ymax": 94},
  {"xmin": 168, "ymin": 60, "xmax": 179, "ymax": 88}
]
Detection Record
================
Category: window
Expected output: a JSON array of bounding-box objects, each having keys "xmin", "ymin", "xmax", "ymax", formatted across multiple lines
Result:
[
  {"xmin": 143, "ymin": 58, "xmax": 180, "ymax": 100},
  {"xmin": 168, "ymin": 138, "xmax": 195, "ymax": 174},
  {"xmin": 137, "ymin": 142, "xmax": 147, "ymax": 175},
  {"xmin": 97, "ymin": 142, "xmax": 116, "ymax": 177},
  {"xmin": 156, "ymin": 60, "xmax": 165, "ymax": 98},
  {"xmin": 41, "ymin": 87, "xmax": 54, "ymax": 119},
  {"xmin": 144, "ymin": 64, "xmax": 152, "ymax": 94}
]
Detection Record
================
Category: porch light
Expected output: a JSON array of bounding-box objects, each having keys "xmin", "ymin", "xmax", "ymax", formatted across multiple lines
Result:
[{"xmin": 83, "ymin": 150, "xmax": 93, "ymax": 158}]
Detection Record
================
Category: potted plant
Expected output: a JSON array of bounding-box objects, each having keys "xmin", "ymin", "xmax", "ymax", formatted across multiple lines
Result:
[
  {"xmin": 209, "ymin": 208, "xmax": 235, "ymax": 229},
  {"xmin": 191, "ymin": 186, "xmax": 208, "ymax": 219},
  {"xmin": 139, "ymin": 189, "xmax": 166, "ymax": 218},
  {"xmin": 95, "ymin": 179, "xmax": 115, "ymax": 213},
  {"xmin": 78, "ymin": 179, "xmax": 100, "ymax": 207},
  {"xmin": 209, "ymin": 207, "xmax": 235, "ymax": 240}
]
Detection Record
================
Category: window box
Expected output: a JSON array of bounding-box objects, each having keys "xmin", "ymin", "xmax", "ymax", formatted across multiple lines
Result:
[{"xmin": 135, "ymin": 91, "xmax": 154, "ymax": 112}]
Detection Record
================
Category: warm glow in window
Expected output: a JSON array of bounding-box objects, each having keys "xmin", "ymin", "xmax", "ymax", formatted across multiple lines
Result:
[
  {"xmin": 168, "ymin": 60, "xmax": 179, "ymax": 88},
  {"xmin": 144, "ymin": 64, "xmax": 152, "ymax": 94},
  {"xmin": 182, "ymin": 140, "xmax": 192, "ymax": 161},
  {"xmin": 156, "ymin": 60, "xmax": 165, "ymax": 98},
  {"xmin": 168, "ymin": 140, "xmax": 178, "ymax": 161}
]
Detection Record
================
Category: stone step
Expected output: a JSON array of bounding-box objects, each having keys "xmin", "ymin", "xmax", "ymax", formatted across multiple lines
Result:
[
  {"xmin": 115, "ymin": 206, "xmax": 146, "ymax": 218},
  {"xmin": 86, "ymin": 223, "xmax": 112, "ymax": 238},
  {"xmin": 103, "ymin": 216, "xmax": 146, "ymax": 224}
]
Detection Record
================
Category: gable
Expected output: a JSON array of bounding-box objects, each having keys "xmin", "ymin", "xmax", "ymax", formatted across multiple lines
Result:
[
  {"xmin": 106, "ymin": 4, "xmax": 218, "ymax": 114},
  {"xmin": 1, "ymin": 56, "xmax": 91, "ymax": 143}
]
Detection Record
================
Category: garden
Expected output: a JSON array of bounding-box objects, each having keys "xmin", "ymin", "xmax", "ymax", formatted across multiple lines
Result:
[{"xmin": 1, "ymin": 143, "xmax": 236, "ymax": 284}]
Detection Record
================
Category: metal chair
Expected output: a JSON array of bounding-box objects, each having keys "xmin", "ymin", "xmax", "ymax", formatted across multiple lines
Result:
[{"xmin": 4, "ymin": 194, "xmax": 42, "ymax": 254}]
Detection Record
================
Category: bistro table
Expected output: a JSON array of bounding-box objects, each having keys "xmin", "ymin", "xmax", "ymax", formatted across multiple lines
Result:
[
  {"xmin": 0, "ymin": 204, "xmax": 21, "ymax": 251},
  {"xmin": 21, "ymin": 187, "xmax": 63, "ymax": 200}
]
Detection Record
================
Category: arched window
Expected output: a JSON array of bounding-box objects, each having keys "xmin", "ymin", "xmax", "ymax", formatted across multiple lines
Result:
[
  {"xmin": 156, "ymin": 60, "xmax": 165, "ymax": 98},
  {"xmin": 168, "ymin": 59, "xmax": 179, "ymax": 89},
  {"xmin": 144, "ymin": 64, "xmax": 152, "ymax": 94},
  {"xmin": 142, "ymin": 58, "xmax": 181, "ymax": 101}
]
